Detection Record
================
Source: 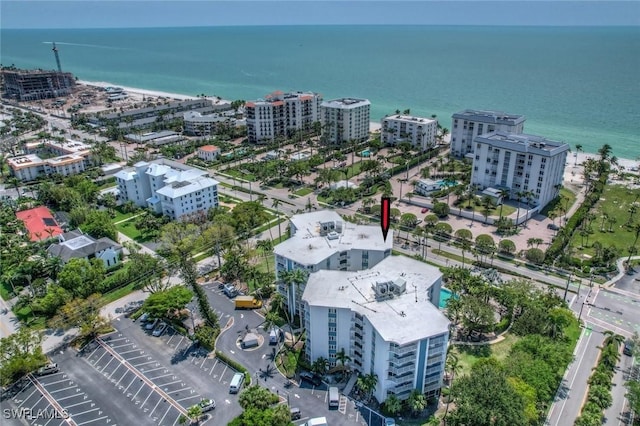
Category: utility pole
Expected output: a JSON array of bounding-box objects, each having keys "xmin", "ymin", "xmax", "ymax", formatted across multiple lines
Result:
[{"xmin": 563, "ymin": 274, "xmax": 572, "ymax": 302}]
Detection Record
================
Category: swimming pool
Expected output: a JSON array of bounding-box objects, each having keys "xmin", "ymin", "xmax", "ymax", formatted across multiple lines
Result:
[
  {"xmin": 439, "ymin": 287, "xmax": 457, "ymax": 309},
  {"xmin": 436, "ymin": 179, "xmax": 458, "ymax": 188},
  {"xmin": 361, "ymin": 149, "xmax": 371, "ymax": 157}
]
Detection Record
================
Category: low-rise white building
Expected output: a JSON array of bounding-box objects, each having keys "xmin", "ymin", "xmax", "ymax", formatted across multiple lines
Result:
[
  {"xmin": 381, "ymin": 114, "xmax": 438, "ymax": 151},
  {"xmin": 197, "ymin": 145, "xmax": 221, "ymax": 162},
  {"xmin": 7, "ymin": 139, "xmax": 92, "ymax": 181},
  {"xmin": 450, "ymin": 109, "xmax": 525, "ymax": 158},
  {"xmin": 321, "ymin": 98, "xmax": 370, "ymax": 144},
  {"xmin": 47, "ymin": 230, "xmax": 123, "ymax": 268},
  {"xmin": 302, "ymin": 255, "xmax": 449, "ymax": 401},
  {"xmin": 274, "ymin": 211, "xmax": 392, "ymax": 318},
  {"xmin": 414, "ymin": 179, "xmax": 441, "ymax": 196},
  {"xmin": 470, "ymin": 131, "xmax": 569, "ymax": 210},
  {"xmin": 183, "ymin": 111, "xmax": 232, "ymax": 137},
  {"xmin": 115, "ymin": 159, "xmax": 219, "ymax": 221}
]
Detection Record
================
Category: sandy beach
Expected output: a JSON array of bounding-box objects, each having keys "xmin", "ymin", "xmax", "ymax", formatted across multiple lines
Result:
[{"xmin": 78, "ymin": 80, "xmax": 231, "ymax": 105}]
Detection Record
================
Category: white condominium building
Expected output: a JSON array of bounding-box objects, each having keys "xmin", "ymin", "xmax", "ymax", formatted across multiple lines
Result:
[
  {"xmin": 302, "ymin": 255, "xmax": 449, "ymax": 401},
  {"xmin": 450, "ymin": 109, "xmax": 525, "ymax": 158},
  {"xmin": 320, "ymin": 98, "xmax": 370, "ymax": 144},
  {"xmin": 274, "ymin": 211, "xmax": 392, "ymax": 317},
  {"xmin": 7, "ymin": 139, "xmax": 92, "ymax": 181},
  {"xmin": 381, "ymin": 114, "xmax": 438, "ymax": 151},
  {"xmin": 470, "ymin": 131, "xmax": 569, "ymax": 210},
  {"xmin": 183, "ymin": 111, "xmax": 234, "ymax": 137},
  {"xmin": 115, "ymin": 159, "xmax": 219, "ymax": 220},
  {"xmin": 246, "ymin": 91, "xmax": 322, "ymax": 144}
]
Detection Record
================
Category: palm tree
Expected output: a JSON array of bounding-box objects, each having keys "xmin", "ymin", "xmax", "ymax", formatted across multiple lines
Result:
[
  {"xmin": 384, "ymin": 394, "xmax": 402, "ymax": 416},
  {"xmin": 574, "ymin": 144, "xmax": 583, "ymax": 166},
  {"xmin": 497, "ymin": 188, "xmax": 510, "ymax": 219},
  {"xmin": 443, "ymin": 351, "xmax": 461, "ymax": 422},
  {"xmin": 256, "ymin": 239, "xmax": 273, "ymax": 274},
  {"xmin": 312, "ymin": 356, "xmax": 329, "ymax": 376},
  {"xmin": 627, "ymin": 223, "xmax": 640, "ymax": 265},
  {"xmin": 280, "ymin": 268, "xmax": 309, "ymax": 322},
  {"xmin": 271, "ymin": 198, "xmax": 283, "ymax": 241},
  {"xmin": 335, "ymin": 347, "xmax": 351, "ymax": 378}
]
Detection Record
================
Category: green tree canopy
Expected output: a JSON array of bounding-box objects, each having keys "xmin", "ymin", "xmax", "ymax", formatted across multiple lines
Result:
[
  {"xmin": 57, "ymin": 258, "xmax": 105, "ymax": 298},
  {"xmin": 142, "ymin": 286, "xmax": 193, "ymax": 319}
]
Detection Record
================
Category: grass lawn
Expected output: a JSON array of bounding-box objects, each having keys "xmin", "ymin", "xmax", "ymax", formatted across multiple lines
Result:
[
  {"xmin": 278, "ymin": 349, "xmax": 302, "ymax": 378},
  {"xmin": 225, "ymin": 168, "xmax": 257, "ymax": 182},
  {"xmin": 294, "ymin": 187, "xmax": 313, "ymax": 196},
  {"xmin": 13, "ymin": 306, "xmax": 46, "ymax": 329},
  {"xmin": 461, "ymin": 202, "xmax": 516, "ymax": 218},
  {"xmin": 101, "ymin": 282, "xmax": 138, "ymax": 305},
  {"xmin": 540, "ymin": 188, "xmax": 578, "ymax": 217},
  {"xmin": 452, "ymin": 333, "xmax": 520, "ymax": 376},
  {"xmin": 111, "ymin": 208, "xmax": 140, "ymax": 224},
  {"xmin": 570, "ymin": 184, "xmax": 640, "ymax": 257},
  {"xmin": 115, "ymin": 221, "xmax": 153, "ymax": 243}
]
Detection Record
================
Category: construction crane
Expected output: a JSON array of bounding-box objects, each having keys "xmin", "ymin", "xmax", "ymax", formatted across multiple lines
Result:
[{"xmin": 52, "ymin": 42, "xmax": 62, "ymax": 72}]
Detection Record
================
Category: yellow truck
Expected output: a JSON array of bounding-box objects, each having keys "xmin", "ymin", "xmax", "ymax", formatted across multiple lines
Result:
[{"xmin": 234, "ymin": 296, "xmax": 263, "ymax": 310}]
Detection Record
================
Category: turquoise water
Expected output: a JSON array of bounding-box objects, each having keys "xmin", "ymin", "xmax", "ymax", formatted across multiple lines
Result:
[
  {"xmin": 437, "ymin": 180, "xmax": 458, "ymax": 188},
  {"xmin": 361, "ymin": 150, "xmax": 371, "ymax": 157},
  {"xmin": 439, "ymin": 287, "xmax": 455, "ymax": 309},
  {"xmin": 1, "ymin": 26, "xmax": 638, "ymax": 158}
]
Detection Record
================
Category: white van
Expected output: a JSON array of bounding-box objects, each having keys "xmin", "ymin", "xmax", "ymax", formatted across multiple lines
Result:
[
  {"xmin": 229, "ymin": 372, "xmax": 245, "ymax": 394},
  {"xmin": 269, "ymin": 327, "xmax": 281, "ymax": 344},
  {"xmin": 328, "ymin": 386, "xmax": 339, "ymax": 408},
  {"xmin": 306, "ymin": 417, "xmax": 328, "ymax": 426}
]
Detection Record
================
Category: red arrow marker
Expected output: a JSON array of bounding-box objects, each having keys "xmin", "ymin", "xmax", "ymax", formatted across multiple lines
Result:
[{"xmin": 381, "ymin": 197, "xmax": 391, "ymax": 242}]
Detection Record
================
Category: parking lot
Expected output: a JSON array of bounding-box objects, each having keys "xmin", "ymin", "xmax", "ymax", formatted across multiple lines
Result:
[{"xmin": 1, "ymin": 372, "xmax": 119, "ymax": 426}]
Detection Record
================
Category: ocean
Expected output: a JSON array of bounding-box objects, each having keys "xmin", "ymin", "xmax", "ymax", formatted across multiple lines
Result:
[{"xmin": 1, "ymin": 25, "xmax": 638, "ymax": 158}]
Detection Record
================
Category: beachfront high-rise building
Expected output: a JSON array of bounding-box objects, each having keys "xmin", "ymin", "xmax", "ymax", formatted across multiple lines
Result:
[
  {"xmin": 320, "ymin": 98, "xmax": 370, "ymax": 144},
  {"xmin": 470, "ymin": 131, "xmax": 569, "ymax": 210},
  {"xmin": 115, "ymin": 159, "xmax": 219, "ymax": 221},
  {"xmin": 1, "ymin": 67, "xmax": 75, "ymax": 101},
  {"xmin": 450, "ymin": 109, "xmax": 526, "ymax": 158},
  {"xmin": 302, "ymin": 255, "xmax": 449, "ymax": 401},
  {"xmin": 245, "ymin": 91, "xmax": 322, "ymax": 144},
  {"xmin": 381, "ymin": 114, "xmax": 438, "ymax": 151},
  {"xmin": 274, "ymin": 210, "xmax": 392, "ymax": 318}
]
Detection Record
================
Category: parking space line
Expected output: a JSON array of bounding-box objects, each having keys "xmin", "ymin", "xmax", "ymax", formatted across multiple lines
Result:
[
  {"xmin": 76, "ymin": 416, "xmax": 109, "ymax": 425},
  {"xmin": 42, "ymin": 416, "xmax": 58, "ymax": 426},
  {"xmin": 159, "ymin": 380, "xmax": 182, "ymax": 388},
  {"xmin": 41, "ymin": 378, "xmax": 72, "ymax": 386},
  {"xmin": 108, "ymin": 363, "xmax": 124, "ymax": 380},
  {"xmin": 92, "ymin": 350, "xmax": 109, "ymax": 365},
  {"xmin": 27, "ymin": 374, "xmax": 77, "ymax": 426},
  {"xmin": 86, "ymin": 345, "xmax": 101, "ymax": 359},
  {"xmin": 95, "ymin": 337, "xmax": 189, "ymax": 417},
  {"xmin": 119, "ymin": 349, "xmax": 140, "ymax": 355},
  {"xmin": 140, "ymin": 389, "xmax": 154, "ymax": 408},
  {"xmin": 126, "ymin": 354, "xmax": 147, "ymax": 361},
  {"xmin": 209, "ymin": 359, "xmax": 219, "ymax": 375},
  {"xmin": 100, "ymin": 356, "xmax": 116, "ymax": 372},
  {"xmin": 174, "ymin": 336, "xmax": 185, "ymax": 348},
  {"xmin": 174, "ymin": 393, "xmax": 196, "ymax": 401},
  {"xmin": 131, "ymin": 381, "xmax": 146, "ymax": 401},
  {"xmin": 134, "ymin": 360, "xmax": 156, "ymax": 367},
  {"xmin": 123, "ymin": 376, "xmax": 137, "ymax": 395},
  {"xmin": 71, "ymin": 408, "xmax": 99, "ymax": 416},
  {"xmin": 148, "ymin": 373, "xmax": 171, "ymax": 380},
  {"xmin": 219, "ymin": 364, "xmax": 227, "ymax": 382},
  {"xmin": 200, "ymin": 357, "xmax": 207, "ymax": 368},
  {"xmin": 149, "ymin": 398, "xmax": 163, "ymax": 417},
  {"xmin": 111, "ymin": 343, "xmax": 133, "ymax": 349},
  {"xmin": 65, "ymin": 400, "xmax": 92, "ymax": 409},
  {"xmin": 141, "ymin": 366, "xmax": 164, "ymax": 374},
  {"xmin": 115, "ymin": 368, "xmax": 130, "ymax": 387},
  {"xmin": 17, "ymin": 388, "xmax": 39, "ymax": 408},
  {"xmin": 49, "ymin": 386, "xmax": 78, "ymax": 394},
  {"xmin": 158, "ymin": 404, "xmax": 173, "ymax": 425},
  {"xmin": 56, "ymin": 394, "xmax": 85, "ymax": 402}
]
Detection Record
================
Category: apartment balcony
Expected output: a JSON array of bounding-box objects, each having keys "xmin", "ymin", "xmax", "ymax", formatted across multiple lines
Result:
[
  {"xmin": 390, "ymin": 364, "xmax": 415, "ymax": 376},
  {"xmin": 391, "ymin": 382, "xmax": 415, "ymax": 394},
  {"xmin": 390, "ymin": 344, "xmax": 416, "ymax": 356}
]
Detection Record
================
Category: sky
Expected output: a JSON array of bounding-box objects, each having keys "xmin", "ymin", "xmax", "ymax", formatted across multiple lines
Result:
[{"xmin": 1, "ymin": 0, "xmax": 638, "ymax": 29}]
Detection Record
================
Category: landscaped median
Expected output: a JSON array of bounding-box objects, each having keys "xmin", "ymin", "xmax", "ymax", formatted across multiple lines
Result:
[{"xmin": 215, "ymin": 350, "xmax": 252, "ymax": 386}]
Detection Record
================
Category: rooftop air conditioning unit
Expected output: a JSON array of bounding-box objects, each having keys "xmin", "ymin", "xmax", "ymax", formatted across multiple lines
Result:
[
  {"xmin": 327, "ymin": 231, "xmax": 340, "ymax": 240},
  {"xmin": 389, "ymin": 278, "xmax": 407, "ymax": 295},
  {"xmin": 373, "ymin": 282, "xmax": 389, "ymax": 298}
]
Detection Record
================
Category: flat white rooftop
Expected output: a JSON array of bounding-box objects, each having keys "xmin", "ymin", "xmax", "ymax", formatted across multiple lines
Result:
[{"xmin": 303, "ymin": 255, "xmax": 449, "ymax": 345}]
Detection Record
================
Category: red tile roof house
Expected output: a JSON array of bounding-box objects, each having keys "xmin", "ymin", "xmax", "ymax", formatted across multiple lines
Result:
[
  {"xmin": 15, "ymin": 206, "xmax": 64, "ymax": 242},
  {"xmin": 197, "ymin": 145, "xmax": 221, "ymax": 162}
]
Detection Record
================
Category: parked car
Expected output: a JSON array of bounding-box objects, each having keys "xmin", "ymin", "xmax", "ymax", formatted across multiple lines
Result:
[
  {"xmin": 623, "ymin": 339, "xmax": 635, "ymax": 356},
  {"xmin": 145, "ymin": 318, "xmax": 159, "ymax": 330},
  {"xmin": 299, "ymin": 371, "xmax": 322, "ymax": 387},
  {"xmin": 547, "ymin": 223, "xmax": 560, "ymax": 231},
  {"xmin": 421, "ymin": 207, "xmax": 429, "ymax": 213},
  {"xmin": 152, "ymin": 322, "xmax": 168, "ymax": 337},
  {"xmin": 139, "ymin": 312, "xmax": 150, "ymax": 322},
  {"xmin": 198, "ymin": 398, "xmax": 216, "ymax": 412},
  {"xmin": 36, "ymin": 363, "xmax": 59, "ymax": 376},
  {"xmin": 223, "ymin": 284, "xmax": 238, "ymax": 298},
  {"xmin": 384, "ymin": 418, "xmax": 396, "ymax": 426},
  {"xmin": 290, "ymin": 407, "xmax": 301, "ymax": 420}
]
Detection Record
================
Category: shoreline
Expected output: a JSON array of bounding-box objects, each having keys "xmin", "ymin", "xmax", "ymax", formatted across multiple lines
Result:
[{"xmin": 75, "ymin": 80, "xmax": 637, "ymax": 169}]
